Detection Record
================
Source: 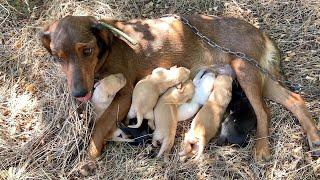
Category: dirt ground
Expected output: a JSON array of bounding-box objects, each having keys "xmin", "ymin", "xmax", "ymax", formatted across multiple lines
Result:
[{"xmin": 0, "ymin": 0, "xmax": 319, "ymax": 179}]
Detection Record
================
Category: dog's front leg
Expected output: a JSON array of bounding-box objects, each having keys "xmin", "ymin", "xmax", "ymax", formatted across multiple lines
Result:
[{"xmin": 87, "ymin": 84, "xmax": 132, "ymax": 158}]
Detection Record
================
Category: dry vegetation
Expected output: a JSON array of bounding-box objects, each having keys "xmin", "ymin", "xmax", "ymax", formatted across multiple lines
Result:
[{"xmin": 0, "ymin": 0, "xmax": 319, "ymax": 179}]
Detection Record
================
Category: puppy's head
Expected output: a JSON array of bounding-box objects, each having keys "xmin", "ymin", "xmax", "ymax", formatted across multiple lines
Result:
[
  {"xmin": 175, "ymin": 80, "xmax": 195, "ymax": 103},
  {"xmin": 40, "ymin": 16, "xmax": 114, "ymax": 101},
  {"xmin": 169, "ymin": 66, "xmax": 190, "ymax": 83},
  {"xmin": 98, "ymin": 73, "xmax": 126, "ymax": 95}
]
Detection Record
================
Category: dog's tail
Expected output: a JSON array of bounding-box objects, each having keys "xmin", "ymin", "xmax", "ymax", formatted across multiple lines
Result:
[{"xmin": 260, "ymin": 34, "xmax": 284, "ymax": 84}]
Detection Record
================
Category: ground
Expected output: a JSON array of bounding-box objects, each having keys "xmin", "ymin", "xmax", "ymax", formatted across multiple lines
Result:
[{"xmin": 0, "ymin": 0, "xmax": 319, "ymax": 179}]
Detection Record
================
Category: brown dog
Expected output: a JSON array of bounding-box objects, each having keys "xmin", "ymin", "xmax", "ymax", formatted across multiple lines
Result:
[
  {"xmin": 127, "ymin": 66, "xmax": 190, "ymax": 129},
  {"xmin": 179, "ymin": 74, "xmax": 233, "ymax": 160},
  {"xmin": 152, "ymin": 80, "xmax": 194, "ymax": 159},
  {"xmin": 40, "ymin": 15, "xmax": 320, "ymax": 161}
]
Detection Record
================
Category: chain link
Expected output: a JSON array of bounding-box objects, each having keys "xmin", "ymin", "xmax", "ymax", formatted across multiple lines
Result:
[{"xmin": 161, "ymin": 14, "xmax": 284, "ymax": 84}]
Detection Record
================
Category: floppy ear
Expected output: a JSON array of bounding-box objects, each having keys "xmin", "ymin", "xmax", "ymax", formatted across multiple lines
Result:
[
  {"xmin": 40, "ymin": 26, "xmax": 52, "ymax": 54},
  {"xmin": 40, "ymin": 21, "xmax": 59, "ymax": 54},
  {"xmin": 91, "ymin": 21, "xmax": 114, "ymax": 61},
  {"xmin": 91, "ymin": 21, "xmax": 137, "ymax": 46},
  {"xmin": 170, "ymin": 65, "xmax": 178, "ymax": 70}
]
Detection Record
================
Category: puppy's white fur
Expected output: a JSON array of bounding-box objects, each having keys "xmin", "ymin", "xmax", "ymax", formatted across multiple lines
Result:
[
  {"xmin": 91, "ymin": 73, "xmax": 133, "ymax": 142},
  {"xmin": 127, "ymin": 66, "xmax": 190, "ymax": 129},
  {"xmin": 152, "ymin": 81, "xmax": 195, "ymax": 159},
  {"xmin": 177, "ymin": 69, "xmax": 215, "ymax": 121}
]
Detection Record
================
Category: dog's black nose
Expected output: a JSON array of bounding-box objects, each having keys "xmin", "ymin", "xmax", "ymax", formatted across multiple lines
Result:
[{"xmin": 72, "ymin": 88, "xmax": 88, "ymax": 98}]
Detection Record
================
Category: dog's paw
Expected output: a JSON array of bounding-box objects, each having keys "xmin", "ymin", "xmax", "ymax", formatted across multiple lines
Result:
[
  {"xmin": 254, "ymin": 140, "xmax": 271, "ymax": 163},
  {"xmin": 88, "ymin": 141, "xmax": 102, "ymax": 159},
  {"xmin": 310, "ymin": 143, "xmax": 320, "ymax": 157},
  {"xmin": 307, "ymin": 131, "xmax": 320, "ymax": 157}
]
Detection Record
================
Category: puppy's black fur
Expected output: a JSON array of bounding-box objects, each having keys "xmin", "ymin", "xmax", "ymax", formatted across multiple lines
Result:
[
  {"xmin": 217, "ymin": 79, "xmax": 257, "ymax": 147},
  {"xmin": 119, "ymin": 118, "xmax": 153, "ymax": 146}
]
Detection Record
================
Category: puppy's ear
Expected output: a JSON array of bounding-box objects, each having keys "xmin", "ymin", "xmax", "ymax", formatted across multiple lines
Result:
[{"xmin": 170, "ymin": 65, "xmax": 178, "ymax": 70}]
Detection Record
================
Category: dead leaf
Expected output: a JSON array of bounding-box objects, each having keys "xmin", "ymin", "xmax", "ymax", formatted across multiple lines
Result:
[{"xmin": 25, "ymin": 84, "xmax": 35, "ymax": 94}]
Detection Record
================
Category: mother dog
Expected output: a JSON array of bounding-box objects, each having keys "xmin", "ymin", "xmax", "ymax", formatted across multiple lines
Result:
[{"xmin": 40, "ymin": 14, "xmax": 319, "ymax": 162}]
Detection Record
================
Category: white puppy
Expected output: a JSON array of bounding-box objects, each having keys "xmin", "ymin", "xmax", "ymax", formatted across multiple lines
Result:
[
  {"xmin": 177, "ymin": 69, "xmax": 216, "ymax": 121},
  {"xmin": 127, "ymin": 66, "xmax": 190, "ymax": 129},
  {"xmin": 91, "ymin": 73, "xmax": 133, "ymax": 142}
]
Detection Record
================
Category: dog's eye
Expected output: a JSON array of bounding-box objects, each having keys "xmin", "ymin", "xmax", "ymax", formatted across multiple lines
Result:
[
  {"xmin": 83, "ymin": 48, "xmax": 92, "ymax": 56},
  {"xmin": 53, "ymin": 56, "xmax": 63, "ymax": 62}
]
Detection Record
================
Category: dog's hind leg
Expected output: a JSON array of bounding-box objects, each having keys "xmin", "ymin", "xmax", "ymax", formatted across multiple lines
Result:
[
  {"xmin": 231, "ymin": 59, "xmax": 271, "ymax": 162},
  {"xmin": 263, "ymin": 78, "xmax": 320, "ymax": 156}
]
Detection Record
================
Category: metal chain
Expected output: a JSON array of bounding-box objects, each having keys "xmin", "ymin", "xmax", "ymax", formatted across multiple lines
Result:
[{"xmin": 161, "ymin": 14, "xmax": 284, "ymax": 84}]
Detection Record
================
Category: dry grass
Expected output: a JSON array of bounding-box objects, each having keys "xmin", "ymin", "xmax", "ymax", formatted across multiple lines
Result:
[{"xmin": 0, "ymin": 0, "xmax": 319, "ymax": 179}]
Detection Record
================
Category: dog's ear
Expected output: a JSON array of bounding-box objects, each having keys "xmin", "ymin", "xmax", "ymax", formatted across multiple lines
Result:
[
  {"xmin": 40, "ymin": 25, "xmax": 52, "ymax": 54},
  {"xmin": 40, "ymin": 21, "xmax": 58, "ymax": 54},
  {"xmin": 91, "ymin": 21, "xmax": 137, "ymax": 47},
  {"xmin": 91, "ymin": 21, "xmax": 114, "ymax": 60}
]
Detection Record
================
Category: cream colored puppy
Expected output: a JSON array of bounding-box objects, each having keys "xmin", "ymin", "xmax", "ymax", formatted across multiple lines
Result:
[
  {"xmin": 91, "ymin": 73, "xmax": 133, "ymax": 142},
  {"xmin": 127, "ymin": 66, "xmax": 190, "ymax": 129},
  {"xmin": 92, "ymin": 73, "xmax": 126, "ymax": 118},
  {"xmin": 179, "ymin": 74, "xmax": 233, "ymax": 160},
  {"xmin": 152, "ymin": 81, "xmax": 195, "ymax": 159}
]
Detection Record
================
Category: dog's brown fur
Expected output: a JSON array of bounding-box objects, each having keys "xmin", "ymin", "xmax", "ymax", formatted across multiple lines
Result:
[
  {"xmin": 179, "ymin": 75, "xmax": 233, "ymax": 160},
  {"xmin": 41, "ymin": 15, "xmax": 320, "ymax": 161},
  {"xmin": 152, "ymin": 80, "xmax": 194, "ymax": 160},
  {"xmin": 127, "ymin": 66, "xmax": 190, "ymax": 129}
]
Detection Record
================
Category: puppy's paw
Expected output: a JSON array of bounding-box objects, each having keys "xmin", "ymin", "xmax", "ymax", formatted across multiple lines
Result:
[
  {"xmin": 179, "ymin": 137, "xmax": 201, "ymax": 161},
  {"xmin": 254, "ymin": 140, "xmax": 271, "ymax": 163}
]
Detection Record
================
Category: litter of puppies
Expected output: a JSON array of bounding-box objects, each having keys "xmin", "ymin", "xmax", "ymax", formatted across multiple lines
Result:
[{"xmin": 91, "ymin": 65, "xmax": 256, "ymax": 160}]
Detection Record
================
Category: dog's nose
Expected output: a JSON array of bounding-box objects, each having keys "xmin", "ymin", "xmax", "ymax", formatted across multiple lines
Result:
[{"xmin": 72, "ymin": 88, "xmax": 88, "ymax": 98}]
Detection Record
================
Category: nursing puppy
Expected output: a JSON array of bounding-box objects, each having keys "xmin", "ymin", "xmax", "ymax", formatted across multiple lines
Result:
[
  {"xmin": 177, "ymin": 69, "xmax": 215, "ymax": 121},
  {"xmin": 91, "ymin": 73, "xmax": 133, "ymax": 142},
  {"xmin": 127, "ymin": 66, "xmax": 190, "ymax": 129},
  {"xmin": 217, "ymin": 81, "xmax": 257, "ymax": 146},
  {"xmin": 92, "ymin": 73, "xmax": 126, "ymax": 118},
  {"xmin": 179, "ymin": 74, "xmax": 233, "ymax": 160},
  {"xmin": 152, "ymin": 81, "xmax": 195, "ymax": 160}
]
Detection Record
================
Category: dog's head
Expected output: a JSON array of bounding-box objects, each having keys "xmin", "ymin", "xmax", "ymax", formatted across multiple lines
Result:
[{"xmin": 40, "ymin": 16, "xmax": 114, "ymax": 101}]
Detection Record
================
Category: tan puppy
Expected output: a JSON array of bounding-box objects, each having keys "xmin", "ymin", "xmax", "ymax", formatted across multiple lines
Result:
[
  {"xmin": 91, "ymin": 74, "xmax": 133, "ymax": 142},
  {"xmin": 179, "ymin": 74, "xmax": 233, "ymax": 160},
  {"xmin": 127, "ymin": 66, "xmax": 190, "ymax": 129},
  {"xmin": 152, "ymin": 80, "xmax": 195, "ymax": 160}
]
